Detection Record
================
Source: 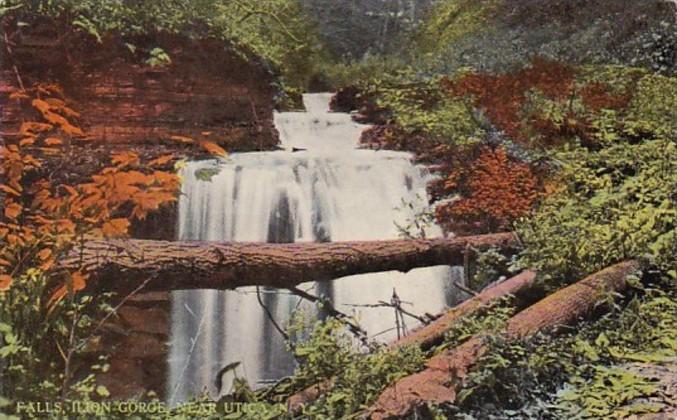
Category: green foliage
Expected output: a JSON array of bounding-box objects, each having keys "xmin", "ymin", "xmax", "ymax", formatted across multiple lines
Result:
[
  {"xmin": 394, "ymin": 196, "xmax": 436, "ymax": 239},
  {"xmin": 556, "ymin": 367, "xmax": 660, "ymax": 418},
  {"xmin": 625, "ymin": 73, "xmax": 677, "ymax": 138},
  {"xmin": 468, "ymin": 247, "xmax": 512, "ymax": 291},
  {"xmin": 0, "ymin": 269, "xmax": 114, "ymax": 418},
  {"xmin": 452, "ymin": 284, "xmax": 677, "ymax": 418},
  {"xmin": 409, "ymin": 0, "xmax": 677, "ymax": 77},
  {"xmin": 206, "ymin": 315, "xmax": 426, "ymax": 419},
  {"xmin": 517, "ymin": 138, "xmax": 676, "ymax": 283},
  {"xmin": 317, "ymin": 55, "xmax": 408, "ymax": 89},
  {"xmin": 6, "ymin": 0, "xmax": 326, "ymax": 88},
  {"xmin": 439, "ymin": 298, "xmax": 515, "ymax": 353},
  {"xmin": 362, "ymin": 72, "xmax": 484, "ymax": 146},
  {"xmin": 301, "ymin": 0, "xmax": 433, "ymax": 60},
  {"xmin": 145, "ymin": 47, "xmax": 171, "ymax": 68},
  {"xmin": 289, "ymin": 317, "xmax": 425, "ymax": 418},
  {"xmin": 515, "ymin": 72, "xmax": 677, "ymax": 285},
  {"xmin": 415, "ymin": 0, "xmax": 498, "ymax": 54},
  {"xmin": 194, "ymin": 167, "xmax": 221, "ymax": 183}
]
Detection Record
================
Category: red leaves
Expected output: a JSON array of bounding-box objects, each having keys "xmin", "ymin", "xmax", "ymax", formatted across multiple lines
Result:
[
  {"xmin": 446, "ymin": 59, "xmax": 635, "ymax": 147},
  {"xmin": 448, "ymin": 58, "xmax": 576, "ymax": 142},
  {"xmin": 436, "ymin": 147, "xmax": 541, "ymax": 233}
]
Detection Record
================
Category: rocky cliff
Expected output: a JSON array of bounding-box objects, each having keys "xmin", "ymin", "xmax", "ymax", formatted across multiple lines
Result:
[
  {"xmin": 1, "ymin": 23, "xmax": 281, "ymax": 401},
  {"xmin": 1, "ymin": 24, "xmax": 279, "ymax": 151}
]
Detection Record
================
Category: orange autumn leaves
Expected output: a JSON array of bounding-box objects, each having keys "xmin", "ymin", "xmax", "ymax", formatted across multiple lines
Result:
[
  {"xmin": 436, "ymin": 147, "xmax": 541, "ymax": 234},
  {"xmin": 0, "ymin": 83, "xmax": 187, "ymax": 306},
  {"xmin": 169, "ymin": 134, "xmax": 228, "ymax": 158}
]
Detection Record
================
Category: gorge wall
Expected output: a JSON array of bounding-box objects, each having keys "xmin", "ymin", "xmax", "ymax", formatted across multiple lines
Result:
[
  {"xmin": 1, "ymin": 23, "xmax": 281, "ymax": 400},
  {"xmin": 1, "ymin": 23, "xmax": 279, "ymax": 151}
]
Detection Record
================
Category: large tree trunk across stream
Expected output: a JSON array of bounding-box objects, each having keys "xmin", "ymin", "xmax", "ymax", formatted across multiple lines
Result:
[{"xmin": 62, "ymin": 233, "xmax": 518, "ymax": 293}]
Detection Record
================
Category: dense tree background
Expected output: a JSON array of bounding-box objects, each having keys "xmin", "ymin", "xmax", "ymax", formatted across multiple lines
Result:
[{"xmin": 301, "ymin": 0, "xmax": 433, "ymax": 59}]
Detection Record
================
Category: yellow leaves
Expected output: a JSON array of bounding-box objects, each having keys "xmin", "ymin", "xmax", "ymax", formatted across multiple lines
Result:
[
  {"xmin": 31, "ymin": 98, "xmax": 51, "ymax": 114},
  {"xmin": 0, "ymin": 275, "xmax": 12, "ymax": 291},
  {"xmin": 152, "ymin": 170, "xmax": 180, "ymax": 187},
  {"xmin": 36, "ymin": 83, "xmax": 64, "ymax": 98},
  {"xmin": 4, "ymin": 202, "xmax": 22, "ymax": 220},
  {"xmin": 45, "ymin": 98, "xmax": 80, "ymax": 118},
  {"xmin": 131, "ymin": 190, "xmax": 176, "ymax": 220},
  {"xmin": 102, "ymin": 218, "xmax": 130, "ymax": 238},
  {"xmin": 200, "ymin": 140, "xmax": 228, "ymax": 157},
  {"xmin": 37, "ymin": 248, "xmax": 55, "ymax": 271},
  {"xmin": 45, "ymin": 111, "xmax": 84, "ymax": 136},
  {"xmin": 1, "ymin": 84, "xmax": 182, "ymax": 304}
]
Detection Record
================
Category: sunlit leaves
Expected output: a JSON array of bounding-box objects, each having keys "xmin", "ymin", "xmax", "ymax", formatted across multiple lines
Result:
[
  {"xmin": 200, "ymin": 140, "xmax": 227, "ymax": 158},
  {"xmin": 148, "ymin": 154, "xmax": 174, "ymax": 167},
  {"xmin": 110, "ymin": 151, "xmax": 140, "ymax": 168},
  {"xmin": 0, "ymin": 83, "xmax": 180, "ymax": 297},
  {"xmin": 0, "ymin": 275, "xmax": 12, "ymax": 291},
  {"xmin": 46, "ymin": 271, "xmax": 88, "ymax": 313},
  {"xmin": 31, "ymin": 98, "xmax": 84, "ymax": 137},
  {"xmin": 3, "ymin": 202, "xmax": 22, "ymax": 220},
  {"xmin": 169, "ymin": 135, "xmax": 194, "ymax": 144},
  {"xmin": 101, "ymin": 218, "xmax": 130, "ymax": 238}
]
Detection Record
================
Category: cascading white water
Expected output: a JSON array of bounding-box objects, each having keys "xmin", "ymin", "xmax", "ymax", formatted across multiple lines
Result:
[{"xmin": 167, "ymin": 93, "xmax": 463, "ymax": 405}]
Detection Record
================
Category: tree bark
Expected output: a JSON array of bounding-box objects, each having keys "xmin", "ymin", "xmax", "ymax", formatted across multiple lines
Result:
[
  {"xmin": 62, "ymin": 233, "xmax": 518, "ymax": 293},
  {"xmin": 287, "ymin": 270, "xmax": 539, "ymax": 412},
  {"xmin": 391, "ymin": 270, "xmax": 539, "ymax": 351},
  {"xmin": 369, "ymin": 260, "xmax": 642, "ymax": 419}
]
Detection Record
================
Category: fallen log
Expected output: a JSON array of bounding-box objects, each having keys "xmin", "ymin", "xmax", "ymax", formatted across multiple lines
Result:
[
  {"xmin": 391, "ymin": 270, "xmax": 539, "ymax": 351},
  {"xmin": 61, "ymin": 233, "xmax": 518, "ymax": 293},
  {"xmin": 369, "ymin": 260, "xmax": 642, "ymax": 419},
  {"xmin": 286, "ymin": 270, "xmax": 539, "ymax": 412}
]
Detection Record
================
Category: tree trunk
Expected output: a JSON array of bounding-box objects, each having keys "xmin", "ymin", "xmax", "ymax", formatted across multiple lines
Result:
[
  {"xmin": 287, "ymin": 270, "xmax": 539, "ymax": 412},
  {"xmin": 391, "ymin": 270, "xmax": 539, "ymax": 350},
  {"xmin": 63, "ymin": 233, "xmax": 518, "ymax": 293},
  {"xmin": 369, "ymin": 260, "xmax": 642, "ymax": 419}
]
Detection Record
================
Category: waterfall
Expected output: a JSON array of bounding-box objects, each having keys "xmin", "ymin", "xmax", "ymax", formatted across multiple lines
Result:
[{"xmin": 167, "ymin": 93, "xmax": 463, "ymax": 405}]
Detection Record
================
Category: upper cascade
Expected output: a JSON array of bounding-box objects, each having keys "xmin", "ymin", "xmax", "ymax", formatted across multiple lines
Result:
[{"xmin": 273, "ymin": 93, "xmax": 370, "ymax": 152}]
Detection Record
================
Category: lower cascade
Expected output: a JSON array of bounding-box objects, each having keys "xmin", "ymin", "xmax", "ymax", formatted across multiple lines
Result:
[{"xmin": 167, "ymin": 93, "xmax": 464, "ymax": 405}]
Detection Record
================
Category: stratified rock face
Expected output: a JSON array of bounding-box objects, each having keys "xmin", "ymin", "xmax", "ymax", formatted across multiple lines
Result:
[
  {"xmin": 1, "ymin": 25, "xmax": 281, "ymax": 401},
  {"xmin": 1, "ymin": 26, "xmax": 279, "ymax": 151}
]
